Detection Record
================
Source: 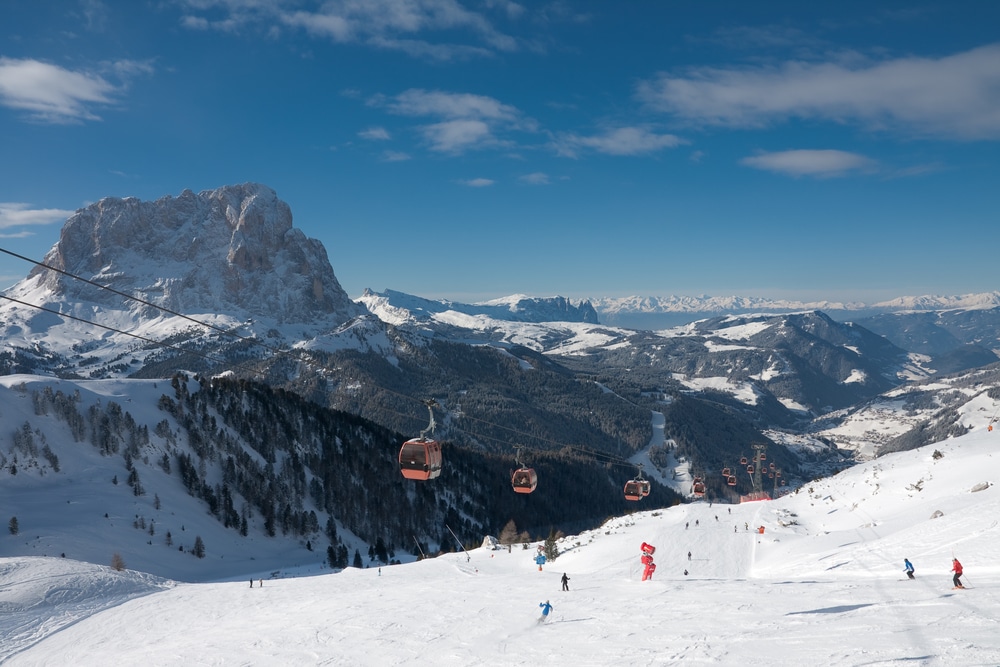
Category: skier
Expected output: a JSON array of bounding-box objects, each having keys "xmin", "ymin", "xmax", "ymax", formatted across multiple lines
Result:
[
  {"xmin": 561, "ymin": 573, "xmax": 570, "ymax": 591},
  {"xmin": 538, "ymin": 600, "xmax": 553, "ymax": 623},
  {"xmin": 904, "ymin": 558, "xmax": 915, "ymax": 580},
  {"xmin": 951, "ymin": 558, "xmax": 964, "ymax": 589},
  {"xmin": 687, "ymin": 551, "xmax": 691, "ymax": 561}
]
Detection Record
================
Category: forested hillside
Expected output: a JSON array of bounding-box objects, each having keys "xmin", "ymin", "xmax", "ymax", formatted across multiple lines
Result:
[{"xmin": 4, "ymin": 373, "xmax": 683, "ymax": 566}]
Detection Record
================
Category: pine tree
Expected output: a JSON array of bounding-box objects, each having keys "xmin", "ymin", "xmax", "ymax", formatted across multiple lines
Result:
[
  {"xmin": 352, "ymin": 549, "xmax": 363, "ymax": 568},
  {"xmin": 498, "ymin": 519, "xmax": 519, "ymax": 544},
  {"xmin": 8, "ymin": 516, "xmax": 18, "ymax": 535},
  {"xmin": 193, "ymin": 535, "xmax": 206, "ymax": 558},
  {"xmin": 111, "ymin": 552, "xmax": 126, "ymax": 571},
  {"xmin": 543, "ymin": 528, "xmax": 561, "ymax": 562}
]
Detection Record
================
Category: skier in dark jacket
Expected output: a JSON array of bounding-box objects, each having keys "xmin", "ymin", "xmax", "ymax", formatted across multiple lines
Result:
[
  {"xmin": 904, "ymin": 559, "xmax": 915, "ymax": 579},
  {"xmin": 561, "ymin": 573, "xmax": 570, "ymax": 591}
]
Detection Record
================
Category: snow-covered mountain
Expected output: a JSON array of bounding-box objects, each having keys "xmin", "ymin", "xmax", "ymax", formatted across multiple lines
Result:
[
  {"xmin": 359, "ymin": 289, "xmax": 598, "ymax": 326},
  {"xmin": 357, "ymin": 288, "xmax": 621, "ymax": 353},
  {"xmin": 590, "ymin": 291, "xmax": 1000, "ymax": 317},
  {"xmin": 0, "ymin": 183, "xmax": 389, "ymax": 376},
  {"xmin": 3, "ymin": 422, "xmax": 997, "ymax": 665},
  {"xmin": 590, "ymin": 291, "xmax": 1000, "ymax": 330},
  {"xmin": 25, "ymin": 182, "xmax": 363, "ymax": 323}
]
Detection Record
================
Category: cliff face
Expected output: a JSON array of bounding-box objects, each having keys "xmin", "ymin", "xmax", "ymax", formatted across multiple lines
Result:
[{"xmin": 30, "ymin": 183, "xmax": 364, "ymax": 325}]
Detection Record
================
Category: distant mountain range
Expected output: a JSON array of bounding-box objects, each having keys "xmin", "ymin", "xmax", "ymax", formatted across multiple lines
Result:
[{"xmin": 588, "ymin": 292, "xmax": 1000, "ymax": 329}]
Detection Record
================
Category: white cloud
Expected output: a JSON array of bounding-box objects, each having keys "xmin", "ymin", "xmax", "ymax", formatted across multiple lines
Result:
[
  {"xmin": 387, "ymin": 88, "xmax": 519, "ymax": 121},
  {"xmin": 637, "ymin": 43, "xmax": 1000, "ymax": 140},
  {"xmin": 359, "ymin": 126, "xmax": 391, "ymax": 140},
  {"xmin": 421, "ymin": 119, "xmax": 494, "ymax": 153},
  {"xmin": 379, "ymin": 89, "xmax": 529, "ymax": 153},
  {"xmin": 518, "ymin": 172, "xmax": 549, "ymax": 185},
  {"xmin": 0, "ymin": 203, "xmax": 75, "ymax": 229},
  {"xmin": 741, "ymin": 150, "xmax": 876, "ymax": 178},
  {"xmin": 459, "ymin": 177, "xmax": 494, "ymax": 187},
  {"xmin": 553, "ymin": 126, "xmax": 684, "ymax": 158},
  {"xmin": 0, "ymin": 58, "xmax": 117, "ymax": 123},
  {"xmin": 381, "ymin": 150, "xmax": 412, "ymax": 162},
  {"xmin": 183, "ymin": 0, "xmax": 518, "ymax": 60}
]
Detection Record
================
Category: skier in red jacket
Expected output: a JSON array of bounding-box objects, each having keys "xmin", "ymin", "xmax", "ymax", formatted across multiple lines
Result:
[{"xmin": 951, "ymin": 558, "xmax": 964, "ymax": 589}]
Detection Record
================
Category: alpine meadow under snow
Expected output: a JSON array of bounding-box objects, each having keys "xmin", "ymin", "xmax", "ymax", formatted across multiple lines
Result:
[{"xmin": 2, "ymin": 410, "xmax": 998, "ymax": 665}]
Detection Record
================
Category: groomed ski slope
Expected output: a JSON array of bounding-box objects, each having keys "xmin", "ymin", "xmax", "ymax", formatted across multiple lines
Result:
[{"xmin": 2, "ymin": 427, "xmax": 999, "ymax": 666}]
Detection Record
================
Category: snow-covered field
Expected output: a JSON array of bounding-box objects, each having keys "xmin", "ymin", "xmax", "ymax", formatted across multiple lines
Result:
[{"xmin": 3, "ymin": 424, "xmax": 998, "ymax": 665}]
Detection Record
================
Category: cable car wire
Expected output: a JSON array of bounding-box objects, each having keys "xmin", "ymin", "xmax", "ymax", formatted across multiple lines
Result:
[{"xmin": 0, "ymin": 292, "xmax": 230, "ymax": 365}]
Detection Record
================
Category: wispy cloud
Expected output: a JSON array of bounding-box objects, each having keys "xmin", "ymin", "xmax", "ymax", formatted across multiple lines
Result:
[
  {"xmin": 381, "ymin": 150, "xmax": 412, "ymax": 162},
  {"xmin": 459, "ymin": 177, "xmax": 494, "ymax": 187},
  {"xmin": 0, "ymin": 57, "xmax": 151, "ymax": 123},
  {"xmin": 180, "ymin": 0, "xmax": 520, "ymax": 61},
  {"xmin": 518, "ymin": 172, "xmax": 549, "ymax": 185},
  {"xmin": 637, "ymin": 43, "xmax": 1000, "ymax": 140},
  {"xmin": 0, "ymin": 58, "xmax": 116, "ymax": 123},
  {"xmin": 376, "ymin": 88, "xmax": 530, "ymax": 153},
  {"xmin": 741, "ymin": 149, "xmax": 876, "ymax": 178},
  {"xmin": 385, "ymin": 88, "xmax": 519, "ymax": 121},
  {"xmin": 552, "ymin": 126, "xmax": 684, "ymax": 158},
  {"xmin": 0, "ymin": 203, "xmax": 75, "ymax": 229},
  {"xmin": 359, "ymin": 126, "xmax": 391, "ymax": 140}
]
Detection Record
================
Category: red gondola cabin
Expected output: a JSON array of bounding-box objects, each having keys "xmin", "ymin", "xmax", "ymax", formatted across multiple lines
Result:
[
  {"xmin": 624, "ymin": 480, "xmax": 644, "ymax": 501},
  {"xmin": 399, "ymin": 438, "xmax": 442, "ymax": 481},
  {"xmin": 511, "ymin": 467, "xmax": 538, "ymax": 494}
]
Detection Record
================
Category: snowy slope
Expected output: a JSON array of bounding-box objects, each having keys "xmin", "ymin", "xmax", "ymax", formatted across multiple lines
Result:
[{"xmin": 2, "ymin": 426, "xmax": 998, "ymax": 666}]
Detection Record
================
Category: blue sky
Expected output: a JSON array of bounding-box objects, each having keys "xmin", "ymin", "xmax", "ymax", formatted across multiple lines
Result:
[{"xmin": 1, "ymin": 1, "xmax": 998, "ymax": 304}]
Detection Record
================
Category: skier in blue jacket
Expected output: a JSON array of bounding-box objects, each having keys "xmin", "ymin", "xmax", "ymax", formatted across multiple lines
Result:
[
  {"xmin": 904, "ymin": 558, "xmax": 915, "ymax": 579},
  {"xmin": 538, "ymin": 600, "xmax": 553, "ymax": 623}
]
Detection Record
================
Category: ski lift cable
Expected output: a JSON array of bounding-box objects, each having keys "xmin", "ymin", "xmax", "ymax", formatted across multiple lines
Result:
[
  {"xmin": 0, "ymin": 246, "xmax": 321, "ymax": 369},
  {"xmin": 377, "ymin": 400, "xmax": 634, "ymax": 471},
  {"xmin": 0, "ymin": 293, "xmax": 230, "ymax": 366}
]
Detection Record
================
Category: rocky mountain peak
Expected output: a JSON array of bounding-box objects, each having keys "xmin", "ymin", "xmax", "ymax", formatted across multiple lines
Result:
[{"xmin": 26, "ymin": 183, "xmax": 365, "ymax": 325}]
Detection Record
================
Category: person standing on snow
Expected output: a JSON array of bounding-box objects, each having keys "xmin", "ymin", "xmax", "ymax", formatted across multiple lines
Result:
[
  {"xmin": 538, "ymin": 600, "xmax": 553, "ymax": 623},
  {"xmin": 951, "ymin": 558, "xmax": 964, "ymax": 588},
  {"xmin": 904, "ymin": 558, "xmax": 915, "ymax": 579},
  {"xmin": 561, "ymin": 573, "xmax": 570, "ymax": 591}
]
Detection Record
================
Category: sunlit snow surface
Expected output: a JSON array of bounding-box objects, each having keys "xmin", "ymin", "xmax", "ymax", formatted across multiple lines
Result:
[{"xmin": 3, "ymin": 426, "xmax": 999, "ymax": 665}]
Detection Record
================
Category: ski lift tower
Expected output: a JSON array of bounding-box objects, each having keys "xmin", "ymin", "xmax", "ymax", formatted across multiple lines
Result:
[{"xmin": 740, "ymin": 442, "xmax": 772, "ymax": 503}]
